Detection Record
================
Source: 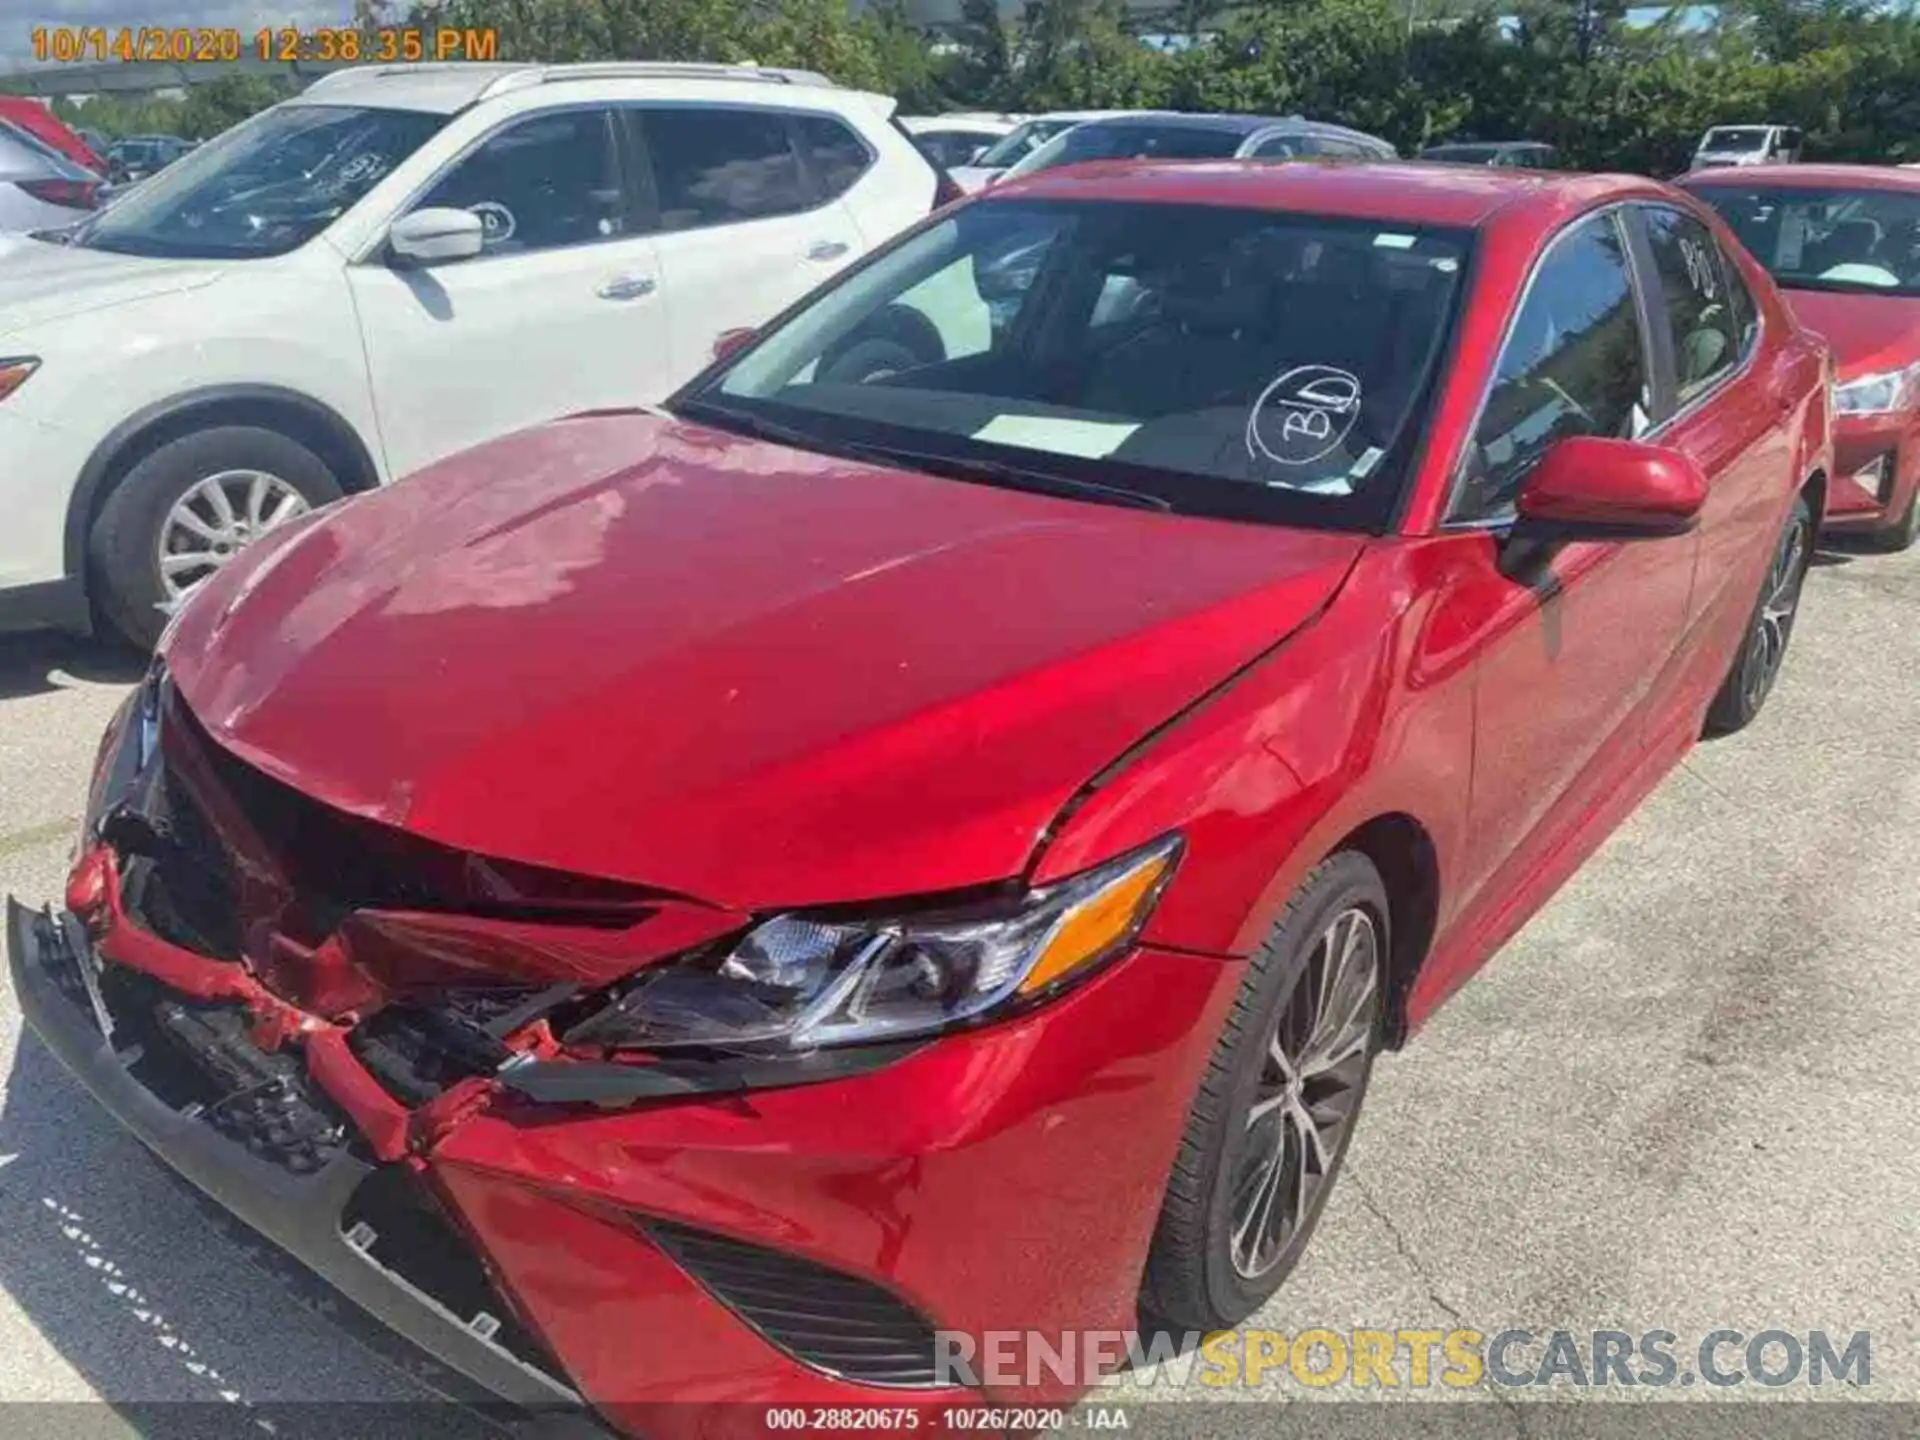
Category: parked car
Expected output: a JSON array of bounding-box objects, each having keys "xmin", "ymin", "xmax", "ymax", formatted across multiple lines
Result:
[
  {"xmin": 997, "ymin": 112, "xmax": 1396, "ymax": 184},
  {"xmin": 899, "ymin": 112, "xmax": 1015, "ymax": 170},
  {"xmin": 0, "ymin": 119, "xmax": 104, "ymax": 231},
  {"xmin": 1418, "ymin": 139, "xmax": 1561, "ymax": 169},
  {"xmin": 1690, "ymin": 123, "xmax": 1803, "ymax": 171},
  {"xmin": 104, "ymin": 133, "xmax": 195, "ymax": 184},
  {"xmin": 9, "ymin": 162, "xmax": 1829, "ymax": 1435},
  {"xmin": 0, "ymin": 97, "xmax": 106, "ymax": 173},
  {"xmin": 1684, "ymin": 163, "xmax": 1920, "ymax": 547},
  {"xmin": 947, "ymin": 109, "xmax": 1130, "ymax": 192},
  {"xmin": 0, "ymin": 60, "xmax": 945, "ymax": 647}
]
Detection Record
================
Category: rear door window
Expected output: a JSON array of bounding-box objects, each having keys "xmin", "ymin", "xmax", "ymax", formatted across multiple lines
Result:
[
  {"xmin": 1639, "ymin": 205, "xmax": 1743, "ymax": 400},
  {"xmin": 793, "ymin": 113, "xmax": 873, "ymax": 201},
  {"xmin": 639, "ymin": 107, "xmax": 813, "ymax": 230}
]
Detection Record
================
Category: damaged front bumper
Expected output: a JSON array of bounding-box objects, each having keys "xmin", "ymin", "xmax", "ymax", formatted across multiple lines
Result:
[{"xmin": 5, "ymin": 896, "xmax": 601, "ymax": 1430}]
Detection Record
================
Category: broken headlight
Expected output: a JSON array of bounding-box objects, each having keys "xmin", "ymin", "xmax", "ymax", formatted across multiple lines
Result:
[{"xmin": 565, "ymin": 836, "xmax": 1181, "ymax": 1054}]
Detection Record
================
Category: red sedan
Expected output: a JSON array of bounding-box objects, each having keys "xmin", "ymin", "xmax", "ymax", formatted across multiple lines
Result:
[
  {"xmin": 1684, "ymin": 163, "xmax": 1920, "ymax": 548},
  {"xmin": 8, "ymin": 163, "xmax": 1829, "ymax": 1434}
]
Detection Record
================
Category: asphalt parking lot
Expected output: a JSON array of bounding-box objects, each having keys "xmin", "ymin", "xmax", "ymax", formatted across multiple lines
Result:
[{"xmin": 0, "ymin": 534, "xmax": 1915, "ymax": 1436}]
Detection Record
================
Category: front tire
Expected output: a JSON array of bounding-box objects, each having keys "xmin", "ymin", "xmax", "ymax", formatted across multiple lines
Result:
[
  {"xmin": 1704, "ymin": 491, "xmax": 1813, "ymax": 736},
  {"xmin": 1141, "ymin": 852, "xmax": 1388, "ymax": 1332},
  {"xmin": 89, "ymin": 425, "xmax": 343, "ymax": 649}
]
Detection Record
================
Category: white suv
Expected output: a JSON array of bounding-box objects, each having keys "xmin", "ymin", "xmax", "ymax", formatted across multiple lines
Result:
[{"xmin": 0, "ymin": 61, "xmax": 941, "ymax": 646}]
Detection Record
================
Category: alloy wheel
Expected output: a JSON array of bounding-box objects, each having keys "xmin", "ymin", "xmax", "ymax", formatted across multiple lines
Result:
[
  {"xmin": 1740, "ymin": 508, "xmax": 1809, "ymax": 713},
  {"xmin": 157, "ymin": 469, "xmax": 311, "ymax": 603},
  {"xmin": 1228, "ymin": 906, "xmax": 1381, "ymax": 1280}
]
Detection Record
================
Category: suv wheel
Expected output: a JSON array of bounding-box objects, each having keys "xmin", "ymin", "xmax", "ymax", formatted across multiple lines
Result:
[
  {"xmin": 89, "ymin": 425, "xmax": 344, "ymax": 649},
  {"xmin": 1140, "ymin": 851, "xmax": 1388, "ymax": 1331}
]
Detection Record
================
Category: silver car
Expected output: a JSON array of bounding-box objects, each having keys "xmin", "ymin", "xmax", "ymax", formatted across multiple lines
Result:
[{"xmin": 0, "ymin": 121, "xmax": 101, "ymax": 233}]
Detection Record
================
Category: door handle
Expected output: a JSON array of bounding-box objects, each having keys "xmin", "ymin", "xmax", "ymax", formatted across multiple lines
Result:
[
  {"xmin": 597, "ymin": 274, "xmax": 657, "ymax": 301},
  {"xmin": 805, "ymin": 240, "xmax": 850, "ymax": 263}
]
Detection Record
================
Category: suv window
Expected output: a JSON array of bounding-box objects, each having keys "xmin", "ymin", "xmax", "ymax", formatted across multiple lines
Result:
[
  {"xmin": 642, "ymin": 107, "xmax": 813, "ymax": 230},
  {"xmin": 1302, "ymin": 136, "xmax": 1366, "ymax": 159},
  {"xmin": 417, "ymin": 108, "xmax": 623, "ymax": 255},
  {"xmin": 795, "ymin": 113, "xmax": 872, "ymax": 200},
  {"xmin": 1250, "ymin": 135, "xmax": 1303, "ymax": 160},
  {"xmin": 1641, "ymin": 205, "xmax": 1741, "ymax": 399},
  {"xmin": 1454, "ymin": 211, "xmax": 1649, "ymax": 521}
]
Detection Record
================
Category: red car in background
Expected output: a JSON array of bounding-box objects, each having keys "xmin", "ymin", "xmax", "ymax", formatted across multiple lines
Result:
[
  {"xmin": 9, "ymin": 164, "xmax": 1829, "ymax": 1436},
  {"xmin": 0, "ymin": 97, "xmax": 105, "ymax": 174},
  {"xmin": 1685, "ymin": 163, "xmax": 1920, "ymax": 548}
]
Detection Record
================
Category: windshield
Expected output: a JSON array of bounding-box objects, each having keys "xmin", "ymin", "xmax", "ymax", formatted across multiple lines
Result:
[
  {"xmin": 677, "ymin": 198, "xmax": 1469, "ymax": 530},
  {"xmin": 1005, "ymin": 122, "xmax": 1249, "ymax": 180},
  {"xmin": 74, "ymin": 104, "xmax": 446, "ymax": 259},
  {"xmin": 1701, "ymin": 128, "xmax": 1770, "ymax": 152},
  {"xmin": 973, "ymin": 118, "xmax": 1082, "ymax": 170},
  {"xmin": 1693, "ymin": 185, "xmax": 1920, "ymax": 296}
]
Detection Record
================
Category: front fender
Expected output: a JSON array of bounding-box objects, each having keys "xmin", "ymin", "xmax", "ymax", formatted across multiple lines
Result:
[{"xmin": 1034, "ymin": 541, "xmax": 1473, "ymax": 962}]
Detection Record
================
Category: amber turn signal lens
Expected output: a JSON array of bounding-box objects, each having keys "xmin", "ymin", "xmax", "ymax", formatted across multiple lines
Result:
[
  {"xmin": 1018, "ymin": 848, "xmax": 1176, "ymax": 996},
  {"xmin": 0, "ymin": 358, "xmax": 39, "ymax": 403}
]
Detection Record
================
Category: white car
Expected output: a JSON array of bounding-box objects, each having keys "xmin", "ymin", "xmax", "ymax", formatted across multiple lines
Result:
[
  {"xmin": 898, "ymin": 112, "xmax": 1015, "ymax": 171},
  {"xmin": 1689, "ymin": 123, "xmax": 1804, "ymax": 171},
  {"xmin": 947, "ymin": 110, "xmax": 1132, "ymax": 192},
  {"xmin": 0, "ymin": 61, "xmax": 942, "ymax": 646}
]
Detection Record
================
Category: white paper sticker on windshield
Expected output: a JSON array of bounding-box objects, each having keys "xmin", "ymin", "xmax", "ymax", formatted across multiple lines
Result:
[
  {"xmin": 1246, "ymin": 364, "xmax": 1362, "ymax": 466},
  {"xmin": 974, "ymin": 414, "xmax": 1140, "ymax": 459},
  {"xmin": 1373, "ymin": 232, "xmax": 1417, "ymax": 250},
  {"xmin": 1349, "ymin": 446, "xmax": 1385, "ymax": 480}
]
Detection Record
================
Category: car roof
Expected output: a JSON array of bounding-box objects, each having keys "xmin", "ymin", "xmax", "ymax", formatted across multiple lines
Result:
[
  {"xmin": 993, "ymin": 159, "xmax": 1658, "ymax": 230},
  {"xmin": 900, "ymin": 114, "xmax": 1012, "ymax": 133},
  {"xmin": 1425, "ymin": 140, "xmax": 1550, "ymax": 153},
  {"xmin": 1683, "ymin": 163, "xmax": 1920, "ymax": 194},
  {"xmin": 1073, "ymin": 111, "xmax": 1302, "ymax": 135},
  {"xmin": 293, "ymin": 60, "xmax": 845, "ymax": 116}
]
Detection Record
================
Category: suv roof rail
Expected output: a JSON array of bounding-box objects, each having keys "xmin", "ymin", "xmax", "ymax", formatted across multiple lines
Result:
[
  {"xmin": 300, "ymin": 59, "xmax": 839, "ymax": 104},
  {"xmin": 300, "ymin": 61, "xmax": 508, "ymax": 94},
  {"xmin": 477, "ymin": 60, "xmax": 839, "ymax": 101}
]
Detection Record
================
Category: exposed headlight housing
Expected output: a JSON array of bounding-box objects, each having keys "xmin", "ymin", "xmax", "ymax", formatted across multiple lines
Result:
[
  {"xmin": 1834, "ymin": 364, "xmax": 1920, "ymax": 416},
  {"xmin": 564, "ymin": 836, "xmax": 1182, "ymax": 1055}
]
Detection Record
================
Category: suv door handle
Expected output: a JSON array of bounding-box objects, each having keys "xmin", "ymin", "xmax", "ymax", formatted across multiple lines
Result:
[
  {"xmin": 597, "ymin": 273, "xmax": 657, "ymax": 301},
  {"xmin": 805, "ymin": 240, "xmax": 850, "ymax": 262}
]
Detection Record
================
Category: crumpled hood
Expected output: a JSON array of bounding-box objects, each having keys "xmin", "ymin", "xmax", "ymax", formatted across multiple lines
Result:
[
  {"xmin": 164, "ymin": 410, "xmax": 1361, "ymax": 910},
  {"xmin": 1784, "ymin": 287, "xmax": 1920, "ymax": 382},
  {"xmin": 0, "ymin": 234, "xmax": 226, "ymax": 335}
]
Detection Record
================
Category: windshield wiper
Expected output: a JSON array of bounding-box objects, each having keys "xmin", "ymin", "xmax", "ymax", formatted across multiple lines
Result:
[
  {"xmin": 675, "ymin": 400, "xmax": 1172, "ymax": 513},
  {"xmin": 839, "ymin": 440, "xmax": 1172, "ymax": 512}
]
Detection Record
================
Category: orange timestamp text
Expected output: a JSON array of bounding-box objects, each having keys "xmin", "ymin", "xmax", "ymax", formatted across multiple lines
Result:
[{"xmin": 29, "ymin": 26, "xmax": 500, "ymax": 65}]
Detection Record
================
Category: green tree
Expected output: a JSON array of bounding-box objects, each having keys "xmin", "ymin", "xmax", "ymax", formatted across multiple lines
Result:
[{"xmin": 178, "ymin": 74, "xmax": 293, "ymax": 140}]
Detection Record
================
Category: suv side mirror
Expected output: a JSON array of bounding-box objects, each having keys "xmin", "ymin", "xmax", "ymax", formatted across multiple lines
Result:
[
  {"xmin": 388, "ymin": 207, "xmax": 485, "ymax": 266},
  {"xmin": 1516, "ymin": 435, "xmax": 1708, "ymax": 539}
]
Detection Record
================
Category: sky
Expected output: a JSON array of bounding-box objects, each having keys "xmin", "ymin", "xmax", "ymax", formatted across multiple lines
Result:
[{"xmin": 1, "ymin": 0, "xmax": 357, "ymax": 64}]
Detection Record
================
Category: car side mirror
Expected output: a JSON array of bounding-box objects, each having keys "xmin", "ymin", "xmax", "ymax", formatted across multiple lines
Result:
[
  {"xmin": 711, "ymin": 327, "xmax": 757, "ymax": 364},
  {"xmin": 388, "ymin": 207, "xmax": 485, "ymax": 266},
  {"xmin": 1515, "ymin": 435, "xmax": 1708, "ymax": 539}
]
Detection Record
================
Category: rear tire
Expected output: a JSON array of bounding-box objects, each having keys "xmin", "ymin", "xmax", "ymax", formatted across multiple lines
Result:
[
  {"xmin": 89, "ymin": 425, "xmax": 343, "ymax": 650},
  {"xmin": 1705, "ymin": 491, "xmax": 1813, "ymax": 736},
  {"xmin": 1140, "ymin": 852, "xmax": 1388, "ymax": 1332}
]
